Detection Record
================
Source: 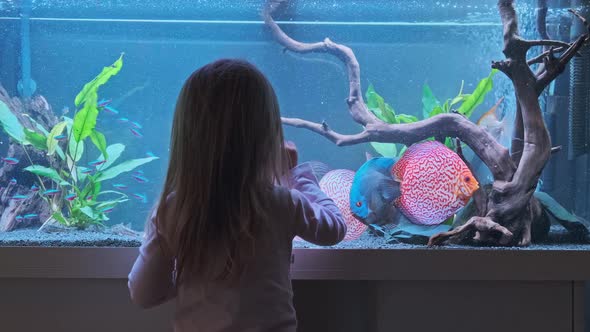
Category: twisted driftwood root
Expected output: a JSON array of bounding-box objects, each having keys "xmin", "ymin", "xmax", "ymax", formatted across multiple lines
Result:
[
  {"xmin": 0, "ymin": 85, "xmax": 62, "ymax": 231},
  {"xmin": 263, "ymin": 0, "xmax": 590, "ymax": 246}
]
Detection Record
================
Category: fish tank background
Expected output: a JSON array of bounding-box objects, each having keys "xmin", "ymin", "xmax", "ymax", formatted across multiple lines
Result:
[{"xmin": 0, "ymin": 0, "xmax": 588, "ymax": 249}]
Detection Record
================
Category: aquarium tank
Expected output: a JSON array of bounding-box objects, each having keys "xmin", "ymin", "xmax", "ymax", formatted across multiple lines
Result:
[{"xmin": 0, "ymin": 0, "xmax": 589, "ymax": 249}]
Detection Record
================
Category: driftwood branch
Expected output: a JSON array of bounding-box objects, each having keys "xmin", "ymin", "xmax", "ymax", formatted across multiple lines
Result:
[
  {"xmin": 263, "ymin": 0, "xmax": 515, "ymax": 182},
  {"xmin": 264, "ymin": 0, "xmax": 589, "ymax": 247}
]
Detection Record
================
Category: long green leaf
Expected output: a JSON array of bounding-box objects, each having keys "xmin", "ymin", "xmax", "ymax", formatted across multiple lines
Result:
[
  {"xmin": 94, "ymin": 156, "xmax": 158, "ymax": 182},
  {"xmin": 428, "ymin": 105, "xmax": 444, "ymax": 118},
  {"xmin": 24, "ymin": 128, "xmax": 47, "ymax": 150},
  {"xmin": 69, "ymin": 136, "xmax": 84, "ymax": 162},
  {"xmin": 73, "ymin": 102, "xmax": 99, "ymax": 142},
  {"xmin": 456, "ymin": 69, "xmax": 498, "ymax": 118},
  {"xmin": 370, "ymin": 142, "xmax": 397, "ymax": 158},
  {"xmin": 421, "ymin": 84, "xmax": 440, "ymax": 119},
  {"xmin": 74, "ymin": 54, "xmax": 124, "ymax": 107},
  {"xmin": 90, "ymin": 130, "xmax": 108, "ymax": 160},
  {"xmin": 96, "ymin": 143, "xmax": 125, "ymax": 170},
  {"xmin": 0, "ymin": 100, "xmax": 26, "ymax": 143},
  {"xmin": 24, "ymin": 165, "xmax": 70, "ymax": 185},
  {"xmin": 396, "ymin": 114, "xmax": 419, "ymax": 123},
  {"xmin": 46, "ymin": 121, "xmax": 67, "ymax": 156},
  {"xmin": 365, "ymin": 84, "xmax": 397, "ymax": 124}
]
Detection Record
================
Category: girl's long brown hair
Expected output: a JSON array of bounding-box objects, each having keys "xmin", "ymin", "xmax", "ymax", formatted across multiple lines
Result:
[{"xmin": 153, "ymin": 59, "xmax": 288, "ymax": 284}]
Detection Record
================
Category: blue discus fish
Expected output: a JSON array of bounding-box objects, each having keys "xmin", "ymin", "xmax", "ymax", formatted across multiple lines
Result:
[{"xmin": 349, "ymin": 156, "xmax": 401, "ymax": 227}]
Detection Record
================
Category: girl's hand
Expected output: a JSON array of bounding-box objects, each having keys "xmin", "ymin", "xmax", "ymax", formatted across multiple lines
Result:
[{"xmin": 285, "ymin": 140, "xmax": 298, "ymax": 170}]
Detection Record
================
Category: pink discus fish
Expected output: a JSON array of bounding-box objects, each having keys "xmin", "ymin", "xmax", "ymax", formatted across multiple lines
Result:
[
  {"xmin": 318, "ymin": 169, "xmax": 367, "ymax": 241},
  {"xmin": 391, "ymin": 140, "xmax": 479, "ymax": 226}
]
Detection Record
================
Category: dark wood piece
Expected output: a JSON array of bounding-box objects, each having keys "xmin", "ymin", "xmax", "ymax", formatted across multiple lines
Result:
[{"xmin": 263, "ymin": 0, "xmax": 590, "ymax": 246}]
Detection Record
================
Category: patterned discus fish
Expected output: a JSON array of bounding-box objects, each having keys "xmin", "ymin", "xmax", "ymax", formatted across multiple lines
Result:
[
  {"xmin": 391, "ymin": 140, "xmax": 480, "ymax": 226},
  {"xmin": 318, "ymin": 169, "xmax": 367, "ymax": 241},
  {"xmin": 350, "ymin": 157, "xmax": 400, "ymax": 226}
]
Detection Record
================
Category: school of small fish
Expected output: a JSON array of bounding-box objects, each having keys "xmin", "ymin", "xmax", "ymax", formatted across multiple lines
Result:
[{"xmin": 0, "ymin": 96, "xmax": 158, "ymax": 225}]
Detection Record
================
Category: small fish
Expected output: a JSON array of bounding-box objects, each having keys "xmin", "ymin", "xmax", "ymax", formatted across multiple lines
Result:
[
  {"xmin": 78, "ymin": 167, "xmax": 93, "ymax": 174},
  {"xmin": 97, "ymin": 99, "xmax": 112, "ymax": 108},
  {"xmin": 54, "ymin": 134, "xmax": 67, "ymax": 141},
  {"xmin": 65, "ymin": 193, "xmax": 77, "ymax": 201},
  {"xmin": 391, "ymin": 140, "xmax": 480, "ymax": 226},
  {"xmin": 131, "ymin": 174, "xmax": 148, "ymax": 183},
  {"xmin": 133, "ymin": 170, "xmax": 144, "ymax": 175},
  {"xmin": 146, "ymin": 151, "xmax": 157, "ymax": 158},
  {"xmin": 9, "ymin": 178, "xmax": 17, "ymax": 185},
  {"xmin": 103, "ymin": 105, "xmax": 119, "ymax": 115},
  {"xmin": 61, "ymin": 106, "xmax": 70, "ymax": 115},
  {"xmin": 117, "ymin": 117, "xmax": 129, "ymax": 123},
  {"xmin": 88, "ymin": 159, "xmax": 106, "ymax": 167},
  {"xmin": 132, "ymin": 193, "xmax": 147, "ymax": 203},
  {"xmin": 30, "ymin": 184, "xmax": 39, "ymax": 192},
  {"xmin": 11, "ymin": 194, "xmax": 29, "ymax": 201},
  {"xmin": 318, "ymin": 169, "xmax": 368, "ymax": 241},
  {"xmin": 24, "ymin": 213, "xmax": 38, "ymax": 220},
  {"xmin": 2, "ymin": 157, "xmax": 19, "ymax": 165},
  {"xmin": 16, "ymin": 215, "xmax": 23, "ymax": 222},
  {"xmin": 476, "ymin": 97, "xmax": 508, "ymax": 143},
  {"xmin": 350, "ymin": 157, "xmax": 401, "ymax": 227},
  {"xmin": 86, "ymin": 195, "xmax": 93, "ymax": 201},
  {"xmin": 130, "ymin": 128, "xmax": 143, "ymax": 138},
  {"xmin": 42, "ymin": 189, "xmax": 60, "ymax": 196},
  {"xmin": 113, "ymin": 183, "xmax": 128, "ymax": 190},
  {"xmin": 130, "ymin": 121, "xmax": 142, "ymax": 129},
  {"xmin": 100, "ymin": 207, "xmax": 114, "ymax": 213}
]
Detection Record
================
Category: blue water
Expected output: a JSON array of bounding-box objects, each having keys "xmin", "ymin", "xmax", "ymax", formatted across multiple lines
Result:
[{"xmin": 0, "ymin": 0, "xmax": 582, "ymax": 232}]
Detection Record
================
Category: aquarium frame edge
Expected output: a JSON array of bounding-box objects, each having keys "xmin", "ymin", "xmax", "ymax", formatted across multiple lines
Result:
[{"xmin": 1, "ymin": 247, "xmax": 590, "ymax": 280}]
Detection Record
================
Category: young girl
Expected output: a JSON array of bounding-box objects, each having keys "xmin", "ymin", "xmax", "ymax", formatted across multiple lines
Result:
[{"xmin": 128, "ymin": 59, "xmax": 347, "ymax": 332}]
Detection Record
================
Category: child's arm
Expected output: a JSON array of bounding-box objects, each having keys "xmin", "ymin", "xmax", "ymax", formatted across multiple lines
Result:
[
  {"xmin": 128, "ymin": 210, "xmax": 177, "ymax": 309},
  {"xmin": 288, "ymin": 162, "xmax": 347, "ymax": 245}
]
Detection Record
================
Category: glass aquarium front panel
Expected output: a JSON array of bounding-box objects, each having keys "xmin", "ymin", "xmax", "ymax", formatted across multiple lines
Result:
[{"xmin": 0, "ymin": 0, "xmax": 589, "ymax": 249}]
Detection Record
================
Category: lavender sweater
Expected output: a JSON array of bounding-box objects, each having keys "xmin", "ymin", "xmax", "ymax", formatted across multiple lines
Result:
[{"xmin": 128, "ymin": 162, "xmax": 347, "ymax": 331}]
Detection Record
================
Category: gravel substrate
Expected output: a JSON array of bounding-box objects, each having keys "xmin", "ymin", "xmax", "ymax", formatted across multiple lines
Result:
[
  {"xmin": 1, "ymin": 225, "xmax": 590, "ymax": 250},
  {"xmin": 0, "ymin": 228, "xmax": 142, "ymax": 247},
  {"xmin": 292, "ymin": 226, "xmax": 590, "ymax": 251}
]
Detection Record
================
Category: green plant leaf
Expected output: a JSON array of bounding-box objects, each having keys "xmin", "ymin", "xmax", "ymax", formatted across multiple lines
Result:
[
  {"xmin": 52, "ymin": 211, "xmax": 68, "ymax": 226},
  {"xmin": 398, "ymin": 145, "xmax": 408, "ymax": 156},
  {"xmin": 24, "ymin": 165, "xmax": 70, "ymax": 185},
  {"xmin": 396, "ymin": 114, "xmax": 419, "ymax": 123},
  {"xmin": 421, "ymin": 84, "xmax": 440, "ymax": 119},
  {"xmin": 444, "ymin": 137, "xmax": 455, "ymax": 149},
  {"xmin": 90, "ymin": 130, "xmax": 108, "ymax": 160},
  {"xmin": 24, "ymin": 128, "xmax": 47, "ymax": 150},
  {"xmin": 370, "ymin": 142, "xmax": 397, "ymax": 158},
  {"xmin": 0, "ymin": 100, "xmax": 26, "ymax": 143},
  {"xmin": 456, "ymin": 69, "xmax": 498, "ymax": 118},
  {"xmin": 79, "ymin": 206, "xmax": 96, "ymax": 219},
  {"xmin": 46, "ymin": 121, "xmax": 67, "ymax": 156},
  {"xmin": 428, "ymin": 106, "xmax": 444, "ymax": 118},
  {"xmin": 74, "ymin": 54, "xmax": 124, "ymax": 108},
  {"xmin": 534, "ymin": 191, "xmax": 578, "ymax": 222},
  {"xmin": 365, "ymin": 84, "xmax": 397, "ymax": 124},
  {"xmin": 72, "ymin": 102, "xmax": 99, "ymax": 142},
  {"xmin": 94, "ymin": 156, "xmax": 158, "ymax": 182},
  {"xmin": 96, "ymin": 143, "xmax": 125, "ymax": 170},
  {"xmin": 69, "ymin": 136, "xmax": 84, "ymax": 162}
]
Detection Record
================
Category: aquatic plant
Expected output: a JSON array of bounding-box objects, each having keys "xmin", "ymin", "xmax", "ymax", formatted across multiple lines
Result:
[
  {"xmin": 0, "ymin": 54, "xmax": 158, "ymax": 229},
  {"xmin": 263, "ymin": 0, "xmax": 590, "ymax": 247},
  {"xmin": 365, "ymin": 69, "xmax": 497, "ymax": 158}
]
